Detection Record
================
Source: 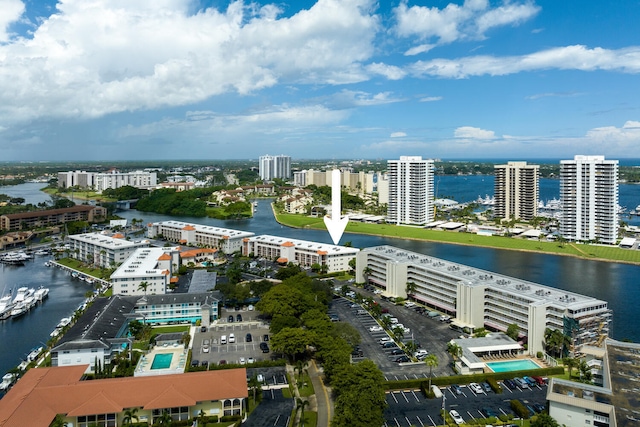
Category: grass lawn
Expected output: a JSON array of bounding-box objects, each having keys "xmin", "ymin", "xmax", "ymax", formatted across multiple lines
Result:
[
  {"xmin": 274, "ymin": 212, "xmax": 640, "ymax": 265},
  {"xmin": 55, "ymin": 258, "xmax": 112, "ymax": 279},
  {"xmin": 301, "ymin": 411, "xmax": 317, "ymax": 427},
  {"xmin": 43, "ymin": 187, "xmax": 117, "ymax": 202},
  {"xmin": 297, "ymin": 373, "xmax": 315, "ymax": 397},
  {"xmin": 152, "ymin": 325, "xmax": 190, "ymax": 334}
]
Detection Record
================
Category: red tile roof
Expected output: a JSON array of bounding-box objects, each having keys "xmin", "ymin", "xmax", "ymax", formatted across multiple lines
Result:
[{"xmin": 0, "ymin": 366, "xmax": 248, "ymax": 427}]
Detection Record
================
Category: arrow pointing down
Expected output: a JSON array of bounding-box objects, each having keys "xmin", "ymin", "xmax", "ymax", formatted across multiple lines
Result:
[{"xmin": 324, "ymin": 169, "xmax": 349, "ymax": 245}]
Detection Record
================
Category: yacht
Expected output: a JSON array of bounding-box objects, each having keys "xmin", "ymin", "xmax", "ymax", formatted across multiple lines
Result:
[
  {"xmin": 34, "ymin": 287, "xmax": 49, "ymax": 302},
  {"xmin": 0, "ymin": 373, "xmax": 16, "ymax": 392},
  {"xmin": 0, "ymin": 294, "xmax": 15, "ymax": 320},
  {"xmin": 10, "ymin": 302, "xmax": 29, "ymax": 318},
  {"xmin": 12, "ymin": 287, "xmax": 35, "ymax": 305}
]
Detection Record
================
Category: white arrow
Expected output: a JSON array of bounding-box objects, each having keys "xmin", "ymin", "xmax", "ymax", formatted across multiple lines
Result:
[{"xmin": 323, "ymin": 169, "xmax": 349, "ymax": 245}]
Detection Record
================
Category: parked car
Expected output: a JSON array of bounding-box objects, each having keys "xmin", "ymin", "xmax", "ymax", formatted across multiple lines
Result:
[
  {"xmin": 379, "ymin": 337, "xmax": 393, "ymax": 345},
  {"xmin": 246, "ymin": 333, "xmax": 252, "ymax": 342},
  {"xmin": 263, "ymin": 334, "xmax": 269, "ymax": 342},
  {"xmin": 236, "ymin": 314, "xmax": 242, "ymax": 322},
  {"xmin": 351, "ymin": 348, "xmax": 364, "ymax": 357},
  {"xmin": 200, "ymin": 360, "xmax": 208, "ymax": 367},
  {"xmin": 260, "ymin": 342, "xmax": 270, "ymax": 353},
  {"xmin": 503, "ymin": 379, "xmax": 517, "ymax": 390},
  {"xmin": 220, "ymin": 335, "xmax": 227, "ymax": 345},
  {"xmin": 414, "ymin": 349, "xmax": 429, "ymax": 359},
  {"xmin": 531, "ymin": 376, "xmax": 546, "ymax": 386},
  {"xmin": 228, "ymin": 315, "xmax": 234, "ymax": 323},
  {"xmin": 469, "ymin": 383, "xmax": 483, "ymax": 394},
  {"xmin": 450, "ymin": 384, "xmax": 462, "ymax": 395},
  {"xmin": 200, "ymin": 326, "xmax": 207, "ymax": 333},
  {"xmin": 369, "ymin": 325, "xmax": 383, "ymax": 332},
  {"xmin": 481, "ymin": 382, "xmax": 492, "ymax": 393},
  {"xmin": 523, "ymin": 376, "xmax": 537, "ymax": 387},
  {"xmin": 449, "ymin": 410, "xmax": 464, "ymax": 425},
  {"xmin": 481, "ymin": 407, "xmax": 496, "ymax": 418},
  {"xmin": 219, "ymin": 359, "xmax": 226, "ymax": 365},
  {"xmin": 239, "ymin": 357, "xmax": 246, "ymax": 365},
  {"xmin": 382, "ymin": 342, "xmax": 398, "ymax": 349},
  {"xmin": 191, "ymin": 359, "xmax": 199, "ymax": 367},
  {"xmin": 248, "ymin": 357, "xmax": 255, "ymax": 364},
  {"xmin": 514, "ymin": 377, "xmax": 529, "ymax": 389},
  {"xmin": 229, "ymin": 333, "xmax": 235, "ymax": 343},
  {"xmin": 390, "ymin": 348, "xmax": 405, "ymax": 355},
  {"xmin": 394, "ymin": 355, "xmax": 410, "ymax": 363}
]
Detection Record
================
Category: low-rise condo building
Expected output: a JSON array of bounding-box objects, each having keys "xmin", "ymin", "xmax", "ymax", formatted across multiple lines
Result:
[
  {"xmin": 242, "ymin": 235, "xmax": 358, "ymax": 273},
  {"xmin": 147, "ymin": 220, "xmax": 254, "ymax": 253},
  {"xmin": 110, "ymin": 247, "xmax": 180, "ymax": 295},
  {"xmin": 0, "ymin": 205, "xmax": 107, "ymax": 231},
  {"xmin": 0, "ymin": 365, "xmax": 247, "ymax": 427},
  {"xmin": 68, "ymin": 232, "xmax": 150, "ymax": 268},
  {"xmin": 356, "ymin": 245, "xmax": 611, "ymax": 355}
]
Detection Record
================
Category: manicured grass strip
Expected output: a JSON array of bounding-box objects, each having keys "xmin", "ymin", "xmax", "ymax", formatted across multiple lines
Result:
[
  {"xmin": 274, "ymin": 212, "xmax": 640, "ymax": 264},
  {"xmin": 152, "ymin": 325, "xmax": 190, "ymax": 334}
]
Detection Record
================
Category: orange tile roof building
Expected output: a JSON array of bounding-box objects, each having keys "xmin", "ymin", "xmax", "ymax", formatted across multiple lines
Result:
[
  {"xmin": 0, "ymin": 366, "xmax": 247, "ymax": 427},
  {"xmin": 242, "ymin": 235, "xmax": 358, "ymax": 273},
  {"xmin": 147, "ymin": 221, "xmax": 253, "ymax": 253}
]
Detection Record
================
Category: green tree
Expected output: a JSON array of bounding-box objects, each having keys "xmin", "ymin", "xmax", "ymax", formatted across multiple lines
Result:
[
  {"xmin": 447, "ymin": 342, "xmax": 463, "ymax": 361},
  {"xmin": 506, "ymin": 323, "xmax": 520, "ymax": 341},
  {"xmin": 156, "ymin": 410, "xmax": 172, "ymax": 425},
  {"xmin": 332, "ymin": 360, "xmax": 387, "ymax": 427},
  {"xmin": 296, "ymin": 398, "xmax": 310, "ymax": 427},
  {"xmin": 137, "ymin": 281, "xmax": 150, "ymax": 295},
  {"xmin": 330, "ymin": 322, "xmax": 361, "ymax": 349},
  {"xmin": 122, "ymin": 408, "xmax": 139, "ymax": 427},
  {"xmin": 530, "ymin": 412, "xmax": 561, "ymax": 427},
  {"xmin": 424, "ymin": 354, "xmax": 439, "ymax": 390},
  {"xmin": 270, "ymin": 327, "xmax": 314, "ymax": 362},
  {"xmin": 405, "ymin": 281, "xmax": 417, "ymax": 297},
  {"xmin": 196, "ymin": 410, "xmax": 208, "ymax": 427},
  {"xmin": 48, "ymin": 414, "xmax": 66, "ymax": 427},
  {"xmin": 563, "ymin": 356, "xmax": 577, "ymax": 379}
]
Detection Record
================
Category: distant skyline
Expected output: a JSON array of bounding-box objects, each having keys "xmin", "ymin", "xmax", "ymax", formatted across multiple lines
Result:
[{"xmin": 1, "ymin": 0, "xmax": 640, "ymax": 161}]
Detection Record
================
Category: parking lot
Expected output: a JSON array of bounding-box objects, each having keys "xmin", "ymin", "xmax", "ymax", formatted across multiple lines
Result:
[
  {"xmin": 191, "ymin": 307, "xmax": 272, "ymax": 367},
  {"xmin": 384, "ymin": 380, "xmax": 548, "ymax": 427},
  {"xmin": 329, "ymin": 291, "xmax": 460, "ymax": 380}
]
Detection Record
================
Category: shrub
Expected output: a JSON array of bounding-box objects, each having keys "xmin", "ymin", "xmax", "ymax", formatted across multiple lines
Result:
[
  {"xmin": 220, "ymin": 415, "xmax": 242, "ymax": 422},
  {"xmin": 486, "ymin": 377, "xmax": 502, "ymax": 394},
  {"xmin": 510, "ymin": 399, "xmax": 530, "ymax": 419},
  {"xmin": 537, "ymin": 351, "xmax": 544, "ymax": 358}
]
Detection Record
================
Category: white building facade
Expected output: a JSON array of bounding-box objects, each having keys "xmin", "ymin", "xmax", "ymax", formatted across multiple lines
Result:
[
  {"xmin": 387, "ymin": 156, "xmax": 434, "ymax": 225},
  {"xmin": 560, "ymin": 155, "xmax": 619, "ymax": 244},
  {"xmin": 94, "ymin": 170, "xmax": 158, "ymax": 192},
  {"xmin": 259, "ymin": 155, "xmax": 291, "ymax": 180},
  {"xmin": 147, "ymin": 221, "xmax": 254, "ymax": 253},
  {"xmin": 356, "ymin": 245, "xmax": 612, "ymax": 355},
  {"xmin": 494, "ymin": 161, "xmax": 539, "ymax": 220},
  {"xmin": 242, "ymin": 235, "xmax": 358, "ymax": 273},
  {"xmin": 68, "ymin": 232, "xmax": 150, "ymax": 268},
  {"xmin": 110, "ymin": 247, "xmax": 180, "ymax": 295}
]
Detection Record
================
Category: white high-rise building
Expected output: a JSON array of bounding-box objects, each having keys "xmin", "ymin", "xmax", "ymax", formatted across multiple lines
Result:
[
  {"xmin": 494, "ymin": 161, "xmax": 539, "ymax": 220},
  {"xmin": 560, "ymin": 155, "xmax": 619, "ymax": 244},
  {"xmin": 387, "ymin": 156, "xmax": 434, "ymax": 225},
  {"xmin": 259, "ymin": 155, "xmax": 291, "ymax": 180}
]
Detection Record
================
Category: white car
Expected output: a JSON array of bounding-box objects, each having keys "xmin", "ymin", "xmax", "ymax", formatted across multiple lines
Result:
[
  {"xmin": 373, "ymin": 289, "xmax": 383, "ymax": 294},
  {"xmin": 247, "ymin": 357, "xmax": 255, "ymax": 364},
  {"xmin": 449, "ymin": 410, "xmax": 464, "ymax": 425},
  {"xmin": 469, "ymin": 382, "xmax": 484, "ymax": 394},
  {"xmin": 229, "ymin": 333, "xmax": 235, "ymax": 343},
  {"xmin": 379, "ymin": 337, "xmax": 392, "ymax": 345},
  {"xmin": 414, "ymin": 349, "xmax": 429, "ymax": 359},
  {"xmin": 369, "ymin": 325, "xmax": 383, "ymax": 332},
  {"xmin": 239, "ymin": 357, "xmax": 246, "ymax": 365}
]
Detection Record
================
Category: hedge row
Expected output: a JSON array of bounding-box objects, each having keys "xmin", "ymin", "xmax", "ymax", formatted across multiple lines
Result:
[{"xmin": 385, "ymin": 366, "xmax": 564, "ymax": 391}]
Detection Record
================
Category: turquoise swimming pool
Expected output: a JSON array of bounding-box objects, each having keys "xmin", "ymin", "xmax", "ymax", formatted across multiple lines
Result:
[
  {"xmin": 151, "ymin": 353, "xmax": 173, "ymax": 370},
  {"xmin": 486, "ymin": 359, "xmax": 541, "ymax": 373}
]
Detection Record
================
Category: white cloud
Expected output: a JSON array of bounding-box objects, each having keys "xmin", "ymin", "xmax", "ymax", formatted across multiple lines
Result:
[
  {"xmin": 525, "ymin": 91, "xmax": 583, "ymax": 100},
  {"xmin": 585, "ymin": 120, "xmax": 640, "ymax": 142},
  {"xmin": 0, "ymin": 0, "xmax": 380, "ymax": 123},
  {"xmin": 454, "ymin": 126, "xmax": 496, "ymax": 139},
  {"xmin": 394, "ymin": 0, "xmax": 538, "ymax": 46},
  {"xmin": 390, "ymin": 131, "xmax": 407, "ymax": 138},
  {"xmin": 409, "ymin": 45, "xmax": 640, "ymax": 79},
  {"xmin": 419, "ymin": 96, "xmax": 443, "ymax": 102},
  {"xmin": 0, "ymin": 0, "xmax": 24, "ymax": 42},
  {"xmin": 366, "ymin": 62, "xmax": 406, "ymax": 80},
  {"xmin": 330, "ymin": 90, "xmax": 406, "ymax": 107},
  {"xmin": 404, "ymin": 43, "xmax": 435, "ymax": 56}
]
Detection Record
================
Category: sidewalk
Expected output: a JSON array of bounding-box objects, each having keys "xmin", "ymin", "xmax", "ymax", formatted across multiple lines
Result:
[{"xmin": 308, "ymin": 360, "xmax": 333, "ymax": 427}]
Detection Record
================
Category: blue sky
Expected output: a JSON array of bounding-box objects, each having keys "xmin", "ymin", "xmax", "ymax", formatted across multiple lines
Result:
[{"xmin": 1, "ymin": 0, "xmax": 639, "ymax": 161}]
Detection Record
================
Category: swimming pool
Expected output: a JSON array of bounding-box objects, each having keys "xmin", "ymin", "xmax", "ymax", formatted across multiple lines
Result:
[
  {"xmin": 151, "ymin": 353, "xmax": 173, "ymax": 370},
  {"xmin": 486, "ymin": 359, "xmax": 541, "ymax": 373}
]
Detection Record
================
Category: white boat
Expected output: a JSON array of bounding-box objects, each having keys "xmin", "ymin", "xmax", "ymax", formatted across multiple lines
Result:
[
  {"xmin": 34, "ymin": 287, "xmax": 49, "ymax": 302},
  {"xmin": 26, "ymin": 346, "xmax": 43, "ymax": 362},
  {"xmin": 57, "ymin": 317, "xmax": 72, "ymax": 328},
  {"xmin": 44, "ymin": 261, "xmax": 51, "ymax": 267},
  {"xmin": 10, "ymin": 302, "xmax": 28, "ymax": 318},
  {"xmin": 12, "ymin": 287, "xmax": 35, "ymax": 305},
  {"xmin": 0, "ymin": 373, "xmax": 16, "ymax": 391},
  {"xmin": 33, "ymin": 250, "xmax": 48, "ymax": 256},
  {"xmin": 0, "ymin": 294, "xmax": 15, "ymax": 320}
]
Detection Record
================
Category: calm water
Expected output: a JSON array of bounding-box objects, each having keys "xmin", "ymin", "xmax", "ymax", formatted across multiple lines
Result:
[{"xmin": 1, "ymin": 178, "xmax": 640, "ymax": 376}]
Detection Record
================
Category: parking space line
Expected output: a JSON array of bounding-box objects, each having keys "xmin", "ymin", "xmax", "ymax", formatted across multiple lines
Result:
[
  {"xmin": 394, "ymin": 418, "xmax": 401, "ymax": 427},
  {"xmin": 466, "ymin": 410, "xmax": 476, "ymax": 421},
  {"xmin": 401, "ymin": 392, "xmax": 409, "ymax": 403},
  {"xmin": 427, "ymin": 415, "xmax": 436, "ymax": 426},
  {"xmin": 390, "ymin": 392, "xmax": 398, "ymax": 404},
  {"xmin": 411, "ymin": 390, "xmax": 420, "ymax": 402},
  {"xmin": 273, "ymin": 415, "xmax": 280, "ymax": 426},
  {"xmin": 416, "ymin": 415, "xmax": 425, "ymax": 427},
  {"xmin": 499, "ymin": 408, "xmax": 509, "ymax": 417},
  {"xmin": 405, "ymin": 416, "xmax": 412, "ymax": 426}
]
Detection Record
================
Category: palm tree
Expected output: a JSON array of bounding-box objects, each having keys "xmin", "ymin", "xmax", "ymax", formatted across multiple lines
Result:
[
  {"xmin": 196, "ymin": 409, "xmax": 208, "ymax": 427},
  {"xmin": 137, "ymin": 281, "xmax": 150, "ymax": 295},
  {"xmin": 424, "ymin": 354, "xmax": 439, "ymax": 390},
  {"xmin": 296, "ymin": 398, "xmax": 310, "ymax": 427},
  {"xmin": 447, "ymin": 342, "xmax": 463, "ymax": 362},
  {"xmin": 122, "ymin": 408, "xmax": 139, "ymax": 427},
  {"xmin": 405, "ymin": 281, "xmax": 417, "ymax": 298},
  {"xmin": 392, "ymin": 325, "xmax": 405, "ymax": 340},
  {"xmin": 362, "ymin": 266, "xmax": 372, "ymax": 284},
  {"xmin": 156, "ymin": 410, "xmax": 172, "ymax": 425},
  {"xmin": 563, "ymin": 356, "xmax": 577, "ymax": 378},
  {"xmin": 295, "ymin": 360, "xmax": 308, "ymax": 383},
  {"xmin": 48, "ymin": 414, "xmax": 66, "ymax": 427}
]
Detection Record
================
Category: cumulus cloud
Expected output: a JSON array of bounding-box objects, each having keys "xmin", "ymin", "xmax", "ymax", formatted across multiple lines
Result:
[
  {"xmin": 585, "ymin": 120, "xmax": 640, "ymax": 142},
  {"xmin": 366, "ymin": 62, "xmax": 406, "ymax": 80},
  {"xmin": 394, "ymin": 0, "xmax": 539, "ymax": 46},
  {"xmin": 409, "ymin": 45, "xmax": 640, "ymax": 79},
  {"xmin": 0, "ymin": 0, "xmax": 379, "ymax": 123},
  {"xmin": 328, "ymin": 90, "xmax": 406, "ymax": 108},
  {"xmin": 0, "ymin": 0, "xmax": 24, "ymax": 42},
  {"xmin": 390, "ymin": 131, "xmax": 407, "ymax": 138},
  {"xmin": 454, "ymin": 126, "xmax": 496, "ymax": 139}
]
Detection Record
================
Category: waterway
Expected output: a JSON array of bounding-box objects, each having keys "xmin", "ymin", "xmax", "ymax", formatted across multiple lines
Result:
[{"xmin": 1, "ymin": 179, "xmax": 639, "ymax": 377}]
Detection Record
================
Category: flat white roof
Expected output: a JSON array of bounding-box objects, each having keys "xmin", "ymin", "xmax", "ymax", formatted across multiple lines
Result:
[
  {"xmin": 248, "ymin": 235, "xmax": 359, "ymax": 255},
  {"xmin": 365, "ymin": 245, "xmax": 608, "ymax": 310},
  {"xmin": 69, "ymin": 232, "xmax": 149, "ymax": 250},
  {"xmin": 151, "ymin": 221, "xmax": 254, "ymax": 239},
  {"xmin": 440, "ymin": 222, "xmax": 465, "ymax": 230},
  {"xmin": 619, "ymin": 237, "xmax": 636, "ymax": 247},
  {"xmin": 111, "ymin": 247, "xmax": 176, "ymax": 279},
  {"xmin": 521, "ymin": 229, "xmax": 543, "ymax": 238}
]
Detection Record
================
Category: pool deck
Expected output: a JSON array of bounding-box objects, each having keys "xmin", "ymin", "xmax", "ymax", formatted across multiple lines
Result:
[
  {"xmin": 482, "ymin": 355, "xmax": 547, "ymax": 373},
  {"xmin": 134, "ymin": 344, "xmax": 187, "ymax": 377}
]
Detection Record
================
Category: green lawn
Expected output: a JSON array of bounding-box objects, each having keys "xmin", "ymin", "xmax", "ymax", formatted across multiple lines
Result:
[
  {"xmin": 274, "ymin": 212, "xmax": 640, "ymax": 265},
  {"xmin": 152, "ymin": 325, "xmax": 190, "ymax": 334},
  {"xmin": 297, "ymin": 373, "xmax": 315, "ymax": 397},
  {"xmin": 55, "ymin": 258, "xmax": 112, "ymax": 279}
]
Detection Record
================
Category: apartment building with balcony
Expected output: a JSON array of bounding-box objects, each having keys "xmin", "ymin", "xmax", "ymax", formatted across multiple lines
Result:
[
  {"xmin": 110, "ymin": 247, "xmax": 180, "ymax": 296},
  {"xmin": 560, "ymin": 155, "xmax": 619, "ymax": 244},
  {"xmin": 68, "ymin": 232, "xmax": 150, "ymax": 268},
  {"xmin": 494, "ymin": 161, "xmax": 539, "ymax": 220},
  {"xmin": 387, "ymin": 156, "xmax": 434, "ymax": 225},
  {"xmin": 356, "ymin": 245, "xmax": 611, "ymax": 355},
  {"xmin": 147, "ymin": 221, "xmax": 254, "ymax": 254},
  {"xmin": 242, "ymin": 235, "xmax": 358, "ymax": 273}
]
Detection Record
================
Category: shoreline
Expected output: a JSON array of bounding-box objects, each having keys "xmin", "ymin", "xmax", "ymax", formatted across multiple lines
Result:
[{"xmin": 271, "ymin": 205, "xmax": 640, "ymax": 266}]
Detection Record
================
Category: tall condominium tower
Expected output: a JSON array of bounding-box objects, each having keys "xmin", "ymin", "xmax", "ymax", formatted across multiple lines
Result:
[
  {"xmin": 387, "ymin": 156, "xmax": 434, "ymax": 225},
  {"xmin": 494, "ymin": 161, "xmax": 539, "ymax": 220},
  {"xmin": 259, "ymin": 155, "xmax": 291, "ymax": 180},
  {"xmin": 560, "ymin": 155, "xmax": 619, "ymax": 244}
]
